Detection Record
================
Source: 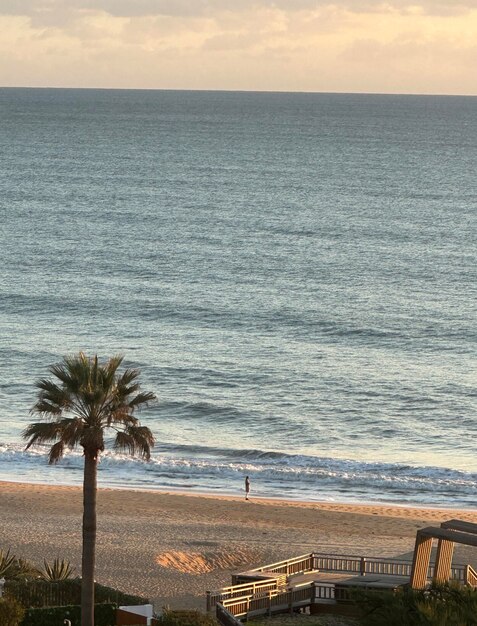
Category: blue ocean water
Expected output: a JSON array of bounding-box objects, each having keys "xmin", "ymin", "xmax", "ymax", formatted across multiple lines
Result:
[{"xmin": 0, "ymin": 88, "xmax": 476, "ymax": 507}]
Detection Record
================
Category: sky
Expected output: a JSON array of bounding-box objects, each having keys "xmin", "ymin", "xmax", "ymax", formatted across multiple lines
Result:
[{"xmin": 1, "ymin": 0, "xmax": 477, "ymax": 94}]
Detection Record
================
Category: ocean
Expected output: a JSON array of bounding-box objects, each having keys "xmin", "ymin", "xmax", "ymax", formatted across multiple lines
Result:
[{"xmin": 0, "ymin": 88, "xmax": 476, "ymax": 507}]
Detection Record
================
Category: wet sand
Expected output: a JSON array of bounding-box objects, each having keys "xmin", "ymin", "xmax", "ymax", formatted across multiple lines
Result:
[{"xmin": 1, "ymin": 481, "xmax": 476, "ymax": 611}]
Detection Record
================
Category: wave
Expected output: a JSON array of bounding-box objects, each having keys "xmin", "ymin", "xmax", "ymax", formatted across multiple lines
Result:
[{"xmin": 1, "ymin": 442, "xmax": 475, "ymax": 507}]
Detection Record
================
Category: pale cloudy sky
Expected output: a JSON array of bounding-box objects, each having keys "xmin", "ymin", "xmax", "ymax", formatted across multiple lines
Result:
[{"xmin": 1, "ymin": 0, "xmax": 477, "ymax": 94}]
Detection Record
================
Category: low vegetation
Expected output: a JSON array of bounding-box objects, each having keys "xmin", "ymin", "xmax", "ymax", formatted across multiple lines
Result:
[
  {"xmin": 0, "ymin": 549, "xmax": 39, "ymax": 581},
  {"xmin": 23, "ymin": 603, "xmax": 116, "ymax": 626},
  {"xmin": 246, "ymin": 583, "xmax": 477, "ymax": 626},
  {"xmin": 0, "ymin": 596, "xmax": 25, "ymax": 626},
  {"xmin": 354, "ymin": 582, "xmax": 477, "ymax": 626},
  {"xmin": 0, "ymin": 549, "xmax": 75, "ymax": 582},
  {"xmin": 159, "ymin": 609, "xmax": 218, "ymax": 625},
  {"xmin": 40, "ymin": 557, "xmax": 75, "ymax": 582},
  {"xmin": 247, "ymin": 615, "xmax": 357, "ymax": 626},
  {"xmin": 6, "ymin": 578, "xmax": 148, "ymax": 609}
]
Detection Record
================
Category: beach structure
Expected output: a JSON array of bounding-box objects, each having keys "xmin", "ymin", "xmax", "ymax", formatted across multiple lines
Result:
[
  {"xmin": 410, "ymin": 519, "xmax": 477, "ymax": 589},
  {"xmin": 208, "ymin": 519, "xmax": 477, "ymax": 625}
]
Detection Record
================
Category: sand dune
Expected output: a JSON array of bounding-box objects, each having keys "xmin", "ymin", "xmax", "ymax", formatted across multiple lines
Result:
[{"xmin": 156, "ymin": 547, "xmax": 259, "ymax": 574}]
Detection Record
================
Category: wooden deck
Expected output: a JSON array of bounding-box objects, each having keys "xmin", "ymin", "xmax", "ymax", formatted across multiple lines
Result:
[
  {"xmin": 289, "ymin": 570, "xmax": 409, "ymax": 590},
  {"xmin": 209, "ymin": 544, "xmax": 475, "ymax": 625},
  {"xmin": 211, "ymin": 518, "xmax": 477, "ymax": 624}
]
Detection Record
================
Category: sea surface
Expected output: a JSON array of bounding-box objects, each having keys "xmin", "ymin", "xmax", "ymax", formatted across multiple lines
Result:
[{"xmin": 0, "ymin": 88, "xmax": 476, "ymax": 508}]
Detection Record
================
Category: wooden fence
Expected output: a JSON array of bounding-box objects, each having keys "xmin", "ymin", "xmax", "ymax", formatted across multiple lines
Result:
[
  {"xmin": 5, "ymin": 580, "xmax": 81, "ymax": 608},
  {"xmin": 216, "ymin": 578, "xmax": 406, "ymax": 624},
  {"xmin": 245, "ymin": 552, "xmax": 467, "ymax": 583},
  {"xmin": 216, "ymin": 603, "xmax": 243, "ymax": 626},
  {"xmin": 207, "ymin": 578, "xmax": 281, "ymax": 612},
  {"xmin": 465, "ymin": 564, "xmax": 477, "ymax": 587},
  {"xmin": 246, "ymin": 552, "xmax": 315, "ymax": 577},
  {"xmin": 221, "ymin": 584, "xmax": 315, "ymax": 619}
]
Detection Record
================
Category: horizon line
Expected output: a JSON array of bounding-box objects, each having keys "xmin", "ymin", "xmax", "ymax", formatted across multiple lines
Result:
[{"xmin": 1, "ymin": 85, "xmax": 477, "ymax": 98}]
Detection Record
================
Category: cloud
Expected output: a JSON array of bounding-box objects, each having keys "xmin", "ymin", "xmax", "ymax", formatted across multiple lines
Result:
[
  {"xmin": 1, "ymin": 0, "xmax": 477, "ymax": 93},
  {"xmin": 2, "ymin": 0, "xmax": 477, "ymax": 23}
]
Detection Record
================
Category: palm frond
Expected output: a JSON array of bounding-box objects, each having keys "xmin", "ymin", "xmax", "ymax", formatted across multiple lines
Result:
[
  {"xmin": 30, "ymin": 399, "xmax": 63, "ymax": 416},
  {"xmin": 48, "ymin": 440, "xmax": 65, "ymax": 464},
  {"xmin": 32, "ymin": 378, "xmax": 74, "ymax": 417},
  {"xmin": 114, "ymin": 425, "xmax": 155, "ymax": 460},
  {"xmin": 105, "ymin": 391, "xmax": 155, "ymax": 427},
  {"xmin": 116, "ymin": 368, "xmax": 139, "ymax": 387},
  {"xmin": 60, "ymin": 417, "xmax": 84, "ymax": 447},
  {"xmin": 101, "ymin": 355, "xmax": 124, "ymax": 389},
  {"xmin": 49, "ymin": 361, "xmax": 80, "ymax": 391},
  {"xmin": 106, "ymin": 405, "xmax": 139, "ymax": 425},
  {"xmin": 113, "ymin": 431, "xmax": 137, "ymax": 456},
  {"xmin": 128, "ymin": 391, "xmax": 156, "ymax": 409},
  {"xmin": 23, "ymin": 422, "xmax": 62, "ymax": 449}
]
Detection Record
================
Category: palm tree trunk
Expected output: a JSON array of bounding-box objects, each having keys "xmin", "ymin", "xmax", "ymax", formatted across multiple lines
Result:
[{"xmin": 82, "ymin": 451, "xmax": 97, "ymax": 626}]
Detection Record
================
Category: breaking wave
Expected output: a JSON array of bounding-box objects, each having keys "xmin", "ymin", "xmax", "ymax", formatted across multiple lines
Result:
[{"xmin": 1, "ymin": 442, "xmax": 475, "ymax": 508}]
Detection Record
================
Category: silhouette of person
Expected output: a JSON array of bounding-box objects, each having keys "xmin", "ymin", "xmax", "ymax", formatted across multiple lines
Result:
[{"xmin": 245, "ymin": 475, "xmax": 250, "ymax": 500}]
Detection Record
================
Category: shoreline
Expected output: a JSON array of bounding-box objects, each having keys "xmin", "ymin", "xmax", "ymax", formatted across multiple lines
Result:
[
  {"xmin": 2, "ymin": 480, "xmax": 477, "ymax": 611},
  {"xmin": 2, "ymin": 477, "xmax": 476, "ymax": 514}
]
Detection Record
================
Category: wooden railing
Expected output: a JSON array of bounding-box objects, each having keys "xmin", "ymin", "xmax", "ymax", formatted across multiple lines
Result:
[
  {"xmin": 216, "ymin": 603, "xmax": 243, "ymax": 626},
  {"xmin": 246, "ymin": 552, "xmax": 315, "ymax": 577},
  {"xmin": 209, "ymin": 551, "xmax": 469, "ymax": 616},
  {"xmin": 313, "ymin": 552, "xmax": 467, "ymax": 581},
  {"xmin": 207, "ymin": 578, "xmax": 281, "ymax": 612},
  {"xmin": 246, "ymin": 552, "xmax": 466, "ymax": 582},
  {"xmin": 221, "ymin": 584, "xmax": 315, "ymax": 619},
  {"xmin": 465, "ymin": 564, "xmax": 477, "ymax": 587},
  {"xmin": 218, "ymin": 581, "xmax": 351, "ymax": 621}
]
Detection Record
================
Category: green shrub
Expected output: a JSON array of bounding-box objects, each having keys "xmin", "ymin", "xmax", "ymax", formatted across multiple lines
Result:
[
  {"xmin": 0, "ymin": 595, "xmax": 25, "ymax": 626},
  {"xmin": 355, "ymin": 582, "xmax": 477, "ymax": 626},
  {"xmin": 6, "ymin": 578, "xmax": 148, "ymax": 608},
  {"xmin": 159, "ymin": 608, "xmax": 218, "ymax": 626},
  {"xmin": 22, "ymin": 602, "xmax": 116, "ymax": 626}
]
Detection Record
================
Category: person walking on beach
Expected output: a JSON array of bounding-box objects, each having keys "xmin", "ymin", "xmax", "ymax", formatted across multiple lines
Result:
[{"xmin": 245, "ymin": 475, "xmax": 250, "ymax": 500}]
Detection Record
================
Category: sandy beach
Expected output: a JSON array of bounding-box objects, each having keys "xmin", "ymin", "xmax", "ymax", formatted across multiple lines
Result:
[{"xmin": 1, "ymin": 481, "xmax": 476, "ymax": 612}]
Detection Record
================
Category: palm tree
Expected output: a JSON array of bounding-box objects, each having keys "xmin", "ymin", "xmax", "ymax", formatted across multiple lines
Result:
[{"xmin": 23, "ymin": 353, "xmax": 155, "ymax": 626}]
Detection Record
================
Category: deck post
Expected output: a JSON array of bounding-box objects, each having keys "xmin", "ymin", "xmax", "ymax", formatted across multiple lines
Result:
[
  {"xmin": 410, "ymin": 532, "xmax": 433, "ymax": 589},
  {"xmin": 360, "ymin": 557, "xmax": 366, "ymax": 576},
  {"xmin": 206, "ymin": 591, "xmax": 211, "ymax": 612},
  {"xmin": 434, "ymin": 539, "xmax": 454, "ymax": 584}
]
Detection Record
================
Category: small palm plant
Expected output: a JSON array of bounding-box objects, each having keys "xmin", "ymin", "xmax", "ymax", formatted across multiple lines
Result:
[
  {"xmin": 10, "ymin": 558, "xmax": 39, "ymax": 581},
  {"xmin": 0, "ymin": 550, "xmax": 37, "ymax": 581},
  {"xmin": 23, "ymin": 353, "xmax": 155, "ymax": 626},
  {"xmin": 41, "ymin": 558, "xmax": 75, "ymax": 582},
  {"xmin": 0, "ymin": 550, "xmax": 16, "ymax": 579}
]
